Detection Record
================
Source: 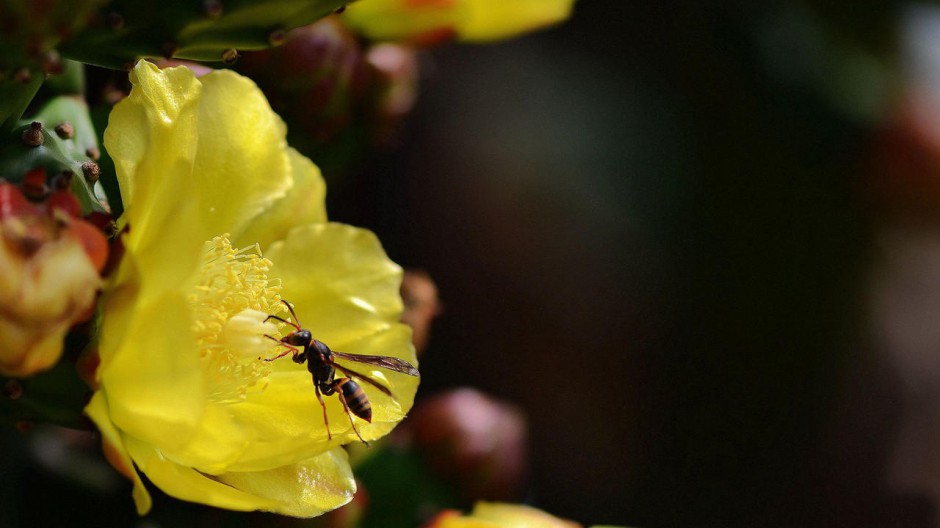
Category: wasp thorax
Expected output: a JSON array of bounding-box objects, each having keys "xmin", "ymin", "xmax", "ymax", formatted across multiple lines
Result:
[
  {"xmin": 190, "ymin": 235, "xmax": 282, "ymax": 402},
  {"xmin": 312, "ymin": 339, "xmax": 332, "ymax": 357}
]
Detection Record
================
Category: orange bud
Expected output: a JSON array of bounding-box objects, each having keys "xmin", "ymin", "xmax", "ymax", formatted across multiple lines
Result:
[{"xmin": 0, "ymin": 187, "xmax": 102, "ymax": 377}]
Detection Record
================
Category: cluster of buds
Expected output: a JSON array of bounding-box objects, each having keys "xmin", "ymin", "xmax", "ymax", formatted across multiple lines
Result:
[
  {"xmin": 235, "ymin": 15, "xmax": 419, "ymax": 170},
  {"xmin": 0, "ymin": 168, "xmax": 107, "ymax": 377}
]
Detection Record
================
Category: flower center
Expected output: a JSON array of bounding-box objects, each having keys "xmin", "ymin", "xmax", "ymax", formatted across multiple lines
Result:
[{"xmin": 189, "ymin": 235, "xmax": 283, "ymax": 402}]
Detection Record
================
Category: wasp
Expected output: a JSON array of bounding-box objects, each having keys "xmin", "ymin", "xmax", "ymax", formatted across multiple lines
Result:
[{"xmin": 263, "ymin": 300, "xmax": 420, "ymax": 444}]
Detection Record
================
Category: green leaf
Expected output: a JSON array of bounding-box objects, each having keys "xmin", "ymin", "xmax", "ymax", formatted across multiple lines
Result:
[{"xmin": 59, "ymin": 0, "xmax": 350, "ymax": 69}]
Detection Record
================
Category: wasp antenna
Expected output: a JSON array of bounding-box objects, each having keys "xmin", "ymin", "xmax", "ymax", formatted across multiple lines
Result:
[
  {"xmin": 281, "ymin": 300, "xmax": 302, "ymax": 328},
  {"xmin": 265, "ymin": 314, "xmax": 300, "ymax": 331}
]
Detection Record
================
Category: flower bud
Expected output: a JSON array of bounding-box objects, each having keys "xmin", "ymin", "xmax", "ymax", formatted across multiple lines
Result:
[
  {"xmin": 400, "ymin": 269, "xmax": 441, "ymax": 356},
  {"xmin": 0, "ymin": 183, "xmax": 104, "ymax": 377},
  {"xmin": 367, "ymin": 43, "xmax": 419, "ymax": 147},
  {"xmin": 403, "ymin": 388, "xmax": 528, "ymax": 502},
  {"xmin": 236, "ymin": 18, "xmax": 372, "ymax": 145}
]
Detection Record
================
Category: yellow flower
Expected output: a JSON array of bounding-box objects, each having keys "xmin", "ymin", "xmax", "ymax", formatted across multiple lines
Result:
[
  {"xmin": 85, "ymin": 62, "xmax": 418, "ymax": 517},
  {"xmin": 342, "ymin": 0, "xmax": 575, "ymax": 44}
]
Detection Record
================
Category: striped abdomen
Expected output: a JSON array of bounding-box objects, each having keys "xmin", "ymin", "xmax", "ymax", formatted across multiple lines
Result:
[{"xmin": 337, "ymin": 378, "xmax": 372, "ymax": 423}]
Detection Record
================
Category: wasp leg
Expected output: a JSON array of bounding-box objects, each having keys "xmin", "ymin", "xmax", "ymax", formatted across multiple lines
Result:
[
  {"xmin": 315, "ymin": 383, "xmax": 332, "ymax": 441},
  {"xmin": 262, "ymin": 336, "xmax": 299, "ymax": 361},
  {"xmin": 335, "ymin": 383, "xmax": 369, "ymax": 446}
]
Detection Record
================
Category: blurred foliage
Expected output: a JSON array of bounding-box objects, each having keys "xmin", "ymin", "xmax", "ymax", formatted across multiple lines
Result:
[
  {"xmin": 356, "ymin": 445, "xmax": 461, "ymax": 528},
  {"xmin": 0, "ymin": 359, "xmax": 91, "ymax": 430}
]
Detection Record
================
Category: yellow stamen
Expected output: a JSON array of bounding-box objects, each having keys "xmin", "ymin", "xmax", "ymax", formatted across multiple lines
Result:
[{"xmin": 189, "ymin": 235, "xmax": 282, "ymax": 402}]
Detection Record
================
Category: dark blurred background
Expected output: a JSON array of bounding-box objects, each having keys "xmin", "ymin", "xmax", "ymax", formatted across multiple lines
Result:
[{"xmin": 331, "ymin": 1, "xmax": 940, "ymax": 526}]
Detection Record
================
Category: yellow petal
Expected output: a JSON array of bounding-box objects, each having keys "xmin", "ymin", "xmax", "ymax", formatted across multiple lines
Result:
[
  {"xmin": 265, "ymin": 222, "xmax": 418, "ymax": 421},
  {"xmin": 342, "ymin": 0, "xmax": 575, "ymax": 43},
  {"xmin": 124, "ymin": 435, "xmax": 280, "ymax": 513},
  {"xmin": 215, "ymin": 447, "xmax": 356, "ymax": 517},
  {"xmin": 460, "ymin": 0, "xmax": 575, "ymax": 41},
  {"xmin": 343, "ymin": 0, "xmax": 456, "ymax": 42},
  {"xmin": 188, "ymin": 369, "xmax": 338, "ymax": 473},
  {"xmin": 156, "ymin": 402, "xmax": 251, "ymax": 474},
  {"xmin": 190, "ymin": 69, "xmax": 292, "ymax": 242},
  {"xmin": 85, "ymin": 391, "xmax": 153, "ymax": 515},
  {"xmin": 104, "ymin": 62, "xmax": 294, "ymax": 304},
  {"xmin": 234, "ymin": 148, "xmax": 327, "ymax": 251},
  {"xmin": 436, "ymin": 517, "xmax": 501, "ymax": 528},
  {"xmin": 97, "ymin": 291, "xmax": 206, "ymax": 453},
  {"xmin": 126, "ymin": 435, "xmax": 354, "ymax": 517},
  {"xmin": 104, "ymin": 62, "xmax": 205, "ymax": 303},
  {"xmin": 469, "ymin": 502, "xmax": 582, "ymax": 528},
  {"xmin": 105, "ymin": 62, "xmax": 200, "ymax": 215},
  {"xmin": 266, "ymin": 223, "xmax": 409, "ymax": 349}
]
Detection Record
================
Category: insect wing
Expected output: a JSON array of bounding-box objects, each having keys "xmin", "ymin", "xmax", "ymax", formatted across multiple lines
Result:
[{"xmin": 331, "ymin": 351, "xmax": 420, "ymax": 376}]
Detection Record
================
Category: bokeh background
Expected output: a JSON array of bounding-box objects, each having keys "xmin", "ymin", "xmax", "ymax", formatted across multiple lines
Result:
[{"xmin": 334, "ymin": 1, "xmax": 940, "ymax": 526}]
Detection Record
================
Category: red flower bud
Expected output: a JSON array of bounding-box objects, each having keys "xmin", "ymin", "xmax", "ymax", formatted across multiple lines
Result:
[{"xmin": 404, "ymin": 388, "xmax": 528, "ymax": 502}]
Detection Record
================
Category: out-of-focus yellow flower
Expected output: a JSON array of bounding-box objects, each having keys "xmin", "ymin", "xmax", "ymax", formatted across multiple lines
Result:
[
  {"xmin": 0, "ymin": 182, "xmax": 105, "ymax": 377},
  {"xmin": 342, "ymin": 0, "xmax": 575, "ymax": 45},
  {"xmin": 428, "ymin": 502, "xmax": 584, "ymax": 528},
  {"xmin": 85, "ymin": 61, "xmax": 418, "ymax": 517}
]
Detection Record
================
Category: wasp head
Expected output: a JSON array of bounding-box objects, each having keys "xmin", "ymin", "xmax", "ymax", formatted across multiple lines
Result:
[{"xmin": 284, "ymin": 328, "xmax": 312, "ymax": 347}]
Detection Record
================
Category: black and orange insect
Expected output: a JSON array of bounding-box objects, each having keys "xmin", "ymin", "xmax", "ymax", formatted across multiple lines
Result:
[{"xmin": 263, "ymin": 300, "xmax": 419, "ymax": 444}]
